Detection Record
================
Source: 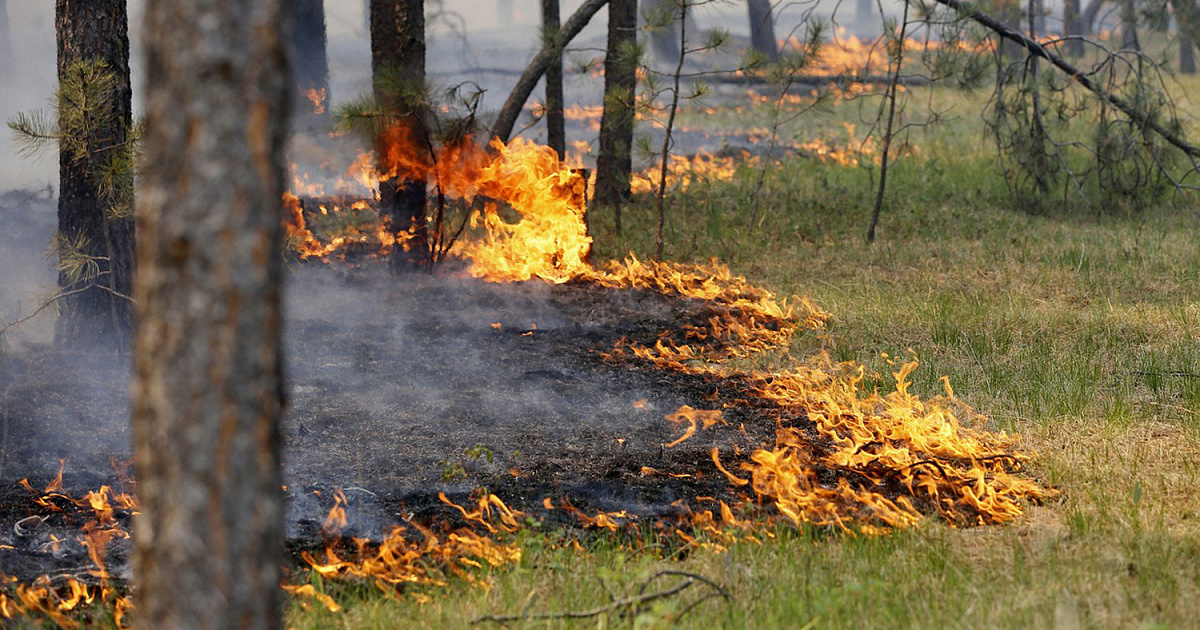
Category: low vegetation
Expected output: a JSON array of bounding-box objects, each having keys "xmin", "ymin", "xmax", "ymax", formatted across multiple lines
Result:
[{"xmin": 286, "ymin": 79, "xmax": 1200, "ymax": 629}]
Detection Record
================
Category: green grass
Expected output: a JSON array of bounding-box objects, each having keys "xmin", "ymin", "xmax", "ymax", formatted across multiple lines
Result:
[{"xmin": 284, "ymin": 81, "xmax": 1200, "ymax": 628}]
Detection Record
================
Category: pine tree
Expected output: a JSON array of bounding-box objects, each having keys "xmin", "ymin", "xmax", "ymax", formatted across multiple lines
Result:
[
  {"xmin": 133, "ymin": 0, "xmax": 289, "ymax": 626},
  {"xmin": 52, "ymin": 0, "xmax": 134, "ymax": 349},
  {"xmin": 594, "ymin": 0, "xmax": 639, "ymax": 221},
  {"xmin": 370, "ymin": 0, "xmax": 430, "ymax": 270}
]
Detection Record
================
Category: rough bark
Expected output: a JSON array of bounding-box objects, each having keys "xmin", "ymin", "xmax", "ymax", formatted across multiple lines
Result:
[
  {"xmin": 370, "ymin": 0, "xmax": 430, "ymax": 270},
  {"xmin": 133, "ymin": 0, "xmax": 289, "ymax": 628},
  {"xmin": 291, "ymin": 0, "xmax": 330, "ymax": 130},
  {"xmin": 746, "ymin": 0, "xmax": 779, "ymax": 62},
  {"xmin": 543, "ymin": 0, "xmax": 566, "ymax": 158},
  {"xmin": 594, "ymin": 0, "xmax": 638, "ymax": 215},
  {"xmin": 491, "ymin": 0, "xmax": 609, "ymax": 143},
  {"xmin": 1063, "ymin": 0, "xmax": 1084, "ymax": 56},
  {"xmin": 54, "ymin": 0, "xmax": 134, "ymax": 350}
]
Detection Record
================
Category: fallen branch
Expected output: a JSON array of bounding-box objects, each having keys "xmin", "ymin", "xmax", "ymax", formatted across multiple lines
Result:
[
  {"xmin": 473, "ymin": 570, "xmax": 728, "ymax": 624},
  {"xmin": 490, "ymin": 0, "xmax": 609, "ymax": 142},
  {"xmin": 709, "ymin": 73, "xmax": 932, "ymax": 87},
  {"xmin": 932, "ymin": 0, "xmax": 1200, "ymax": 158}
]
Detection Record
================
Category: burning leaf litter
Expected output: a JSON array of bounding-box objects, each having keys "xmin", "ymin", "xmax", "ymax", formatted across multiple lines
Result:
[{"xmin": 2, "ymin": 127, "xmax": 1048, "ymax": 624}]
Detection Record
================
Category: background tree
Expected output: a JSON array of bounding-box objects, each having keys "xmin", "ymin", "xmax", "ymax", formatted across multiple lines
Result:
[
  {"xmin": 292, "ymin": 0, "xmax": 330, "ymax": 131},
  {"xmin": 0, "ymin": 0, "xmax": 11, "ymax": 109},
  {"xmin": 594, "ymin": 0, "xmax": 639, "ymax": 224},
  {"xmin": 132, "ymin": 0, "xmax": 289, "ymax": 627},
  {"xmin": 371, "ymin": 0, "xmax": 430, "ymax": 270},
  {"xmin": 53, "ymin": 0, "xmax": 134, "ymax": 348},
  {"xmin": 543, "ymin": 0, "xmax": 567, "ymax": 158},
  {"xmin": 1063, "ymin": 0, "xmax": 1085, "ymax": 56},
  {"xmin": 643, "ymin": 0, "xmax": 698, "ymax": 65},
  {"xmin": 746, "ymin": 0, "xmax": 779, "ymax": 61}
]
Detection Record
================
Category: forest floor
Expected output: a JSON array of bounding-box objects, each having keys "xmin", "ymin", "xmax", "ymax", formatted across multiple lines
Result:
[{"xmin": 282, "ymin": 78, "xmax": 1200, "ymax": 629}]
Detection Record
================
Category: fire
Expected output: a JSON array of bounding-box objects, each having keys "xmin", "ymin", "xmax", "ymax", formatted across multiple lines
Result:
[{"xmin": 304, "ymin": 87, "xmax": 327, "ymax": 115}]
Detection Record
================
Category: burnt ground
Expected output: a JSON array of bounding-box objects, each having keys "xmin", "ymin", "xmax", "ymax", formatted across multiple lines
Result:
[{"xmin": 0, "ymin": 252, "xmax": 783, "ymax": 580}]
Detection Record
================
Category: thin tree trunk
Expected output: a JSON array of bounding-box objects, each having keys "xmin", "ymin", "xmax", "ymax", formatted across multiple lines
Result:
[
  {"xmin": 932, "ymin": 0, "xmax": 1200, "ymax": 158},
  {"xmin": 292, "ymin": 0, "xmax": 330, "ymax": 131},
  {"xmin": 133, "ymin": 0, "xmax": 289, "ymax": 628},
  {"xmin": 655, "ymin": 1, "xmax": 687, "ymax": 260},
  {"xmin": 594, "ymin": 0, "xmax": 638, "ymax": 224},
  {"xmin": 54, "ymin": 0, "xmax": 134, "ymax": 349},
  {"xmin": 371, "ymin": 0, "xmax": 430, "ymax": 270},
  {"xmin": 1182, "ymin": 32, "xmax": 1197, "ymax": 73},
  {"xmin": 1120, "ymin": 0, "xmax": 1140, "ymax": 49},
  {"xmin": 1171, "ymin": 0, "xmax": 1200, "ymax": 55},
  {"xmin": 746, "ymin": 0, "xmax": 779, "ymax": 62},
  {"xmin": 1063, "ymin": 0, "xmax": 1084, "ymax": 56},
  {"xmin": 0, "ymin": 0, "xmax": 11, "ymax": 109},
  {"xmin": 543, "ymin": 0, "xmax": 566, "ymax": 158},
  {"xmin": 491, "ymin": 0, "xmax": 609, "ymax": 143},
  {"xmin": 1082, "ymin": 0, "xmax": 1104, "ymax": 34},
  {"xmin": 867, "ymin": 0, "xmax": 909, "ymax": 243}
]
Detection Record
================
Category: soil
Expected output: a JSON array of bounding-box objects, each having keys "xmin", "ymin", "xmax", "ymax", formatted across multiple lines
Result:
[{"xmin": 0, "ymin": 256, "xmax": 787, "ymax": 580}]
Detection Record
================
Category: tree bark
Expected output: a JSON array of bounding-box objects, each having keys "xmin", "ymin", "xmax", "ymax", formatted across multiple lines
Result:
[
  {"xmin": 594, "ymin": 0, "xmax": 638, "ymax": 216},
  {"xmin": 133, "ymin": 0, "xmax": 289, "ymax": 628},
  {"xmin": 543, "ymin": 0, "xmax": 566, "ymax": 158},
  {"xmin": 1063, "ymin": 0, "xmax": 1085, "ymax": 56},
  {"xmin": 292, "ymin": 0, "xmax": 330, "ymax": 131},
  {"xmin": 491, "ymin": 0, "xmax": 609, "ymax": 143},
  {"xmin": 370, "ymin": 0, "xmax": 430, "ymax": 270},
  {"xmin": 54, "ymin": 0, "xmax": 134, "ymax": 350},
  {"xmin": 746, "ymin": 0, "xmax": 779, "ymax": 62}
]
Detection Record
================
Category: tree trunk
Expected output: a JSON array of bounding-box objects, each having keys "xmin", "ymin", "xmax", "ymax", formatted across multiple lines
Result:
[
  {"xmin": 857, "ymin": 0, "xmax": 874, "ymax": 20},
  {"xmin": 594, "ymin": 0, "xmax": 638, "ymax": 217},
  {"xmin": 642, "ymin": 0, "xmax": 698, "ymax": 66},
  {"xmin": 491, "ymin": 0, "xmax": 609, "ymax": 143},
  {"xmin": 543, "ymin": 0, "xmax": 566, "ymax": 158},
  {"xmin": 1183, "ymin": 32, "xmax": 1197, "ymax": 73},
  {"xmin": 370, "ymin": 0, "xmax": 430, "ymax": 270},
  {"xmin": 1082, "ymin": 0, "xmax": 1104, "ymax": 34},
  {"xmin": 133, "ymin": 0, "xmax": 289, "ymax": 628},
  {"xmin": 0, "ymin": 0, "xmax": 11, "ymax": 109},
  {"xmin": 1171, "ymin": 0, "xmax": 1200, "ymax": 60},
  {"xmin": 292, "ymin": 0, "xmax": 330, "ymax": 131},
  {"xmin": 499, "ymin": 0, "xmax": 515, "ymax": 25},
  {"xmin": 1063, "ymin": 0, "xmax": 1084, "ymax": 56},
  {"xmin": 54, "ymin": 0, "xmax": 134, "ymax": 350},
  {"xmin": 746, "ymin": 0, "xmax": 779, "ymax": 62},
  {"xmin": 1120, "ymin": 0, "xmax": 1140, "ymax": 49}
]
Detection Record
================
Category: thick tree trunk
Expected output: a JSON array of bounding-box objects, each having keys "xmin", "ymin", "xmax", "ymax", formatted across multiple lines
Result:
[
  {"xmin": 1063, "ymin": 0, "xmax": 1085, "ymax": 56},
  {"xmin": 746, "ymin": 0, "xmax": 779, "ymax": 62},
  {"xmin": 371, "ymin": 0, "xmax": 430, "ymax": 270},
  {"xmin": 491, "ymin": 0, "xmax": 609, "ymax": 143},
  {"xmin": 292, "ymin": 0, "xmax": 330, "ymax": 131},
  {"xmin": 543, "ymin": 0, "xmax": 566, "ymax": 158},
  {"xmin": 54, "ymin": 0, "xmax": 134, "ymax": 350},
  {"xmin": 133, "ymin": 0, "xmax": 289, "ymax": 628},
  {"xmin": 594, "ymin": 0, "xmax": 638, "ymax": 218}
]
